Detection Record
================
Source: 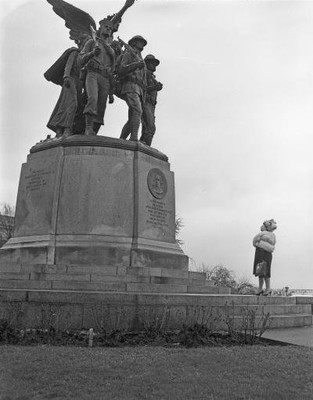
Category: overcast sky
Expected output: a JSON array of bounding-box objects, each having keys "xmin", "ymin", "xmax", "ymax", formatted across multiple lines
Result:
[{"xmin": 1, "ymin": 0, "xmax": 313, "ymax": 289}]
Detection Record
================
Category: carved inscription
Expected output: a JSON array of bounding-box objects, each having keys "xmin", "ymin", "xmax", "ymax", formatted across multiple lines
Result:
[
  {"xmin": 25, "ymin": 169, "xmax": 53, "ymax": 192},
  {"xmin": 146, "ymin": 199, "xmax": 171, "ymax": 228}
]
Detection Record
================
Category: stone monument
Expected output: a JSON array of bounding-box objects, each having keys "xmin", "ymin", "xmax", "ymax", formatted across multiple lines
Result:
[
  {"xmin": 1, "ymin": 135, "xmax": 188, "ymax": 291},
  {"xmin": 0, "ymin": 0, "xmax": 232, "ymax": 331}
]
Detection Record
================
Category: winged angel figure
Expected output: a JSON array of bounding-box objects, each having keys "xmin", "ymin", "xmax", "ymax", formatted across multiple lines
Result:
[{"xmin": 44, "ymin": 0, "xmax": 136, "ymax": 138}]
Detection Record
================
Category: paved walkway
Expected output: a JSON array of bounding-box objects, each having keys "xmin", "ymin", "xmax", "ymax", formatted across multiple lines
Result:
[{"xmin": 263, "ymin": 325, "xmax": 313, "ymax": 347}]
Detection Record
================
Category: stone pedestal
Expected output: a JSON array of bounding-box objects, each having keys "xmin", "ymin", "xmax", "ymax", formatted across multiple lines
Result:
[{"xmin": 1, "ymin": 136, "xmax": 187, "ymax": 274}]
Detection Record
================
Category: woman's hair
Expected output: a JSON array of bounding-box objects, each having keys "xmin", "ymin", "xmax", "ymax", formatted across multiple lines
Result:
[{"xmin": 261, "ymin": 219, "xmax": 277, "ymax": 231}]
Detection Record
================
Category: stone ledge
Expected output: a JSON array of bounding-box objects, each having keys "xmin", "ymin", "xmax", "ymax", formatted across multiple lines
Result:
[{"xmin": 0, "ymin": 289, "xmax": 306, "ymax": 305}]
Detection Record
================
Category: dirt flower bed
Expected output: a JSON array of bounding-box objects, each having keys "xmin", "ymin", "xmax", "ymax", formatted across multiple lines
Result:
[{"xmin": 0, "ymin": 320, "xmax": 284, "ymax": 348}]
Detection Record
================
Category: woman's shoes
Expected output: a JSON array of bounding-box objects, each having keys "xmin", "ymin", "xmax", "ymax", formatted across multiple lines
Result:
[{"xmin": 256, "ymin": 290, "xmax": 272, "ymax": 296}]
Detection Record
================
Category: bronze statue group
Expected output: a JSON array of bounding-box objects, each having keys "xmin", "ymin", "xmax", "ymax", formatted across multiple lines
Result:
[{"xmin": 45, "ymin": 0, "xmax": 163, "ymax": 147}]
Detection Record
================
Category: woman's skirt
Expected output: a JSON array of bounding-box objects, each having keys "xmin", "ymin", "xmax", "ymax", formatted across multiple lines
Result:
[{"xmin": 253, "ymin": 247, "xmax": 272, "ymax": 278}]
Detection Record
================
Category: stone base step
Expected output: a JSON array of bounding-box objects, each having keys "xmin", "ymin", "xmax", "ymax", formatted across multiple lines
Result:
[
  {"xmin": 0, "ymin": 262, "xmax": 229, "ymax": 294},
  {"xmin": 218, "ymin": 313, "xmax": 313, "ymax": 330},
  {"xmin": 0, "ymin": 263, "xmax": 207, "ymax": 280},
  {"xmin": 0, "ymin": 289, "xmax": 304, "ymax": 304},
  {"xmin": 224, "ymin": 304, "xmax": 311, "ymax": 316},
  {"xmin": 0, "ymin": 278, "xmax": 229, "ymax": 294},
  {"xmin": 267, "ymin": 314, "xmax": 313, "ymax": 329},
  {"xmin": 0, "ymin": 263, "xmax": 210, "ymax": 283},
  {"xmin": 0, "ymin": 289, "xmax": 312, "ymax": 331}
]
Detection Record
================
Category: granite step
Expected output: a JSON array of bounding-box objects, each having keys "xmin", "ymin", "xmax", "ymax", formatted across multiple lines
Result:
[
  {"xmin": 260, "ymin": 304, "xmax": 312, "ymax": 315},
  {"xmin": 0, "ymin": 275, "xmax": 305, "ymax": 300},
  {"xmin": 217, "ymin": 304, "xmax": 312, "ymax": 318},
  {"xmin": 266, "ymin": 314, "xmax": 313, "ymax": 329},
  {"xmin": 221, "ymin": 313, "xmax": 313, "ymax": 330},
  {"xmin": 126, "ymin": 266, "xmax": 207, "ymax": 280},
  {"xmin": 126, "ymin": 282, "xmax": 188, "ymax": 293},
  {"xmin": 0, "ymin": 264, "xmax": 209, "ymax": 281},
  {"xmin": 0, "ymin": 263, "xmax": 220, "ymax": 293},
  {"xmin": 0, "ymin": 263, "xmax": 124, "ymax": 276},
  {"xmin": 1, "ymin": 278, "xmax": 216, "ymax": 294},
  {"xmin": 187, "ymin": 285, "xmax": 231, "ymax": 294},
  {"xmin": 0, "ymin": 279, "xmax": 127, "ymax": 292},
  {"xmin": 0, "ymin": 273, "xmax": 213, "ymax": 289}
]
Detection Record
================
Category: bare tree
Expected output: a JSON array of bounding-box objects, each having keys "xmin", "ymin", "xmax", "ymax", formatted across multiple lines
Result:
[
  {"xmin": 204, "ymin": 264, "xmax": 237, "ymax": 288},
  {"xmin": 0, "ymin": 203, "xmax": 15, "ymax": 247},
  {"xmin": 234, "ymin": 275, "xmax": 256, "ymax": 294},
  {"xmin": 194, "ymin": 262, "xmax": 257, "ymax": 293}
]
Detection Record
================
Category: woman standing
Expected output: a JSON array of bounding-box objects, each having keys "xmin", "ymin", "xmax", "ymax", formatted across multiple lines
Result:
[{"xmin": 253, "ymin": 219, "xmax": 277, "ymax": 296}]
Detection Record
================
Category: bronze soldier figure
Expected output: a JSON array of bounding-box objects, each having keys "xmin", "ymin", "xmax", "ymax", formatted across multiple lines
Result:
[
  {"xmin": 118, "ymin": 35, "xmax": 147, "ymax": 141},
  {"xmin": 45, "ymin": 32, "xmax": 90, "ymax": 138},
  {"xmin": 79, "ymin": 20, "xmax": 115, "ymax": 135},
  {"xmin": 140, "ymin": 54, "xmax": 163, "ymax": 146}
]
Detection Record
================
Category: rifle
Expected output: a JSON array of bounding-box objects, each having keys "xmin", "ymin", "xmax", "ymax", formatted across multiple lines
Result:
[
  {"xmin": 116, "ymin": 36, "xmax": 145, "ymax": 80},
  {"xmin": 117, "ymin": 36, "xmax": 137, "ymax": 58},
  {"xmin": 89, "ymin": 24, "xmax": 114, "ymax": 63},
  {"xmin": 90, "ymin": 25, "xmax": 100, "ymax": 47}
]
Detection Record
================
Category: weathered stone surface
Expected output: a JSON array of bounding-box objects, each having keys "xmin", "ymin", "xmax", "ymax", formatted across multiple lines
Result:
[
  {"xmin": 267, "ymin": 314, "xmax": 313, "ymax": 328},
  {"xmin": 54, "ymin": 245, "xmax": 131, "ymax": 267},
  {"xmin": 162, "ymin": 269, "xmax": 189, "ymax": 279},
  {"xmin": 1, "ymin": 140, "xmax": 186, "ymax": 279},
  {"xmin": 188, "ymin": 271, "xmax": 207, "ymax": 280},
  {"xmin": 0, "ymin": 246, "xmax": 49, "ymax": 264},
  {"xmin": 13, "ymin": 147, "xmax": 62, "ymax": 238},
  {"xmin": 131, "ymin": 248, "xmax": 188, "ymax": 270},
  {"xmin": 0, "ymin": 280, "xmax": 52, "ymax": 290},
  {"xmin": 296, "ymin": 296, "xmax": 313, "ymax": 305},
  {"xmin": 51, "ymin": 281, "xmax": 126, "ymax": 292},
  {"xmin": 0, "ymin": 290, "xmax": 28, "ymax": 301},
  {"xmin": 30, "ymin": 272, "xmax": 91, "ymax": 282},
  {"xmin": 67, "ymin": 265, "xmax": 117, "ymax": 275},
  {"xmin": 126, "ymin": 282, "xmax": 188, "ymax": 293},
  {"xmin": 57, "ymin": 146, "xmax": 134, "ymax": 237},
  {"xmin": 187, "ymin": 286, "xmax": 221, "ymax": 294},
  {"xmin": 0, "ymin": 273, "xmax": 30, "ymax": 280},
  {"xmin": 262, "ymin": 304, "xmax": 312, "ymax": 315}
]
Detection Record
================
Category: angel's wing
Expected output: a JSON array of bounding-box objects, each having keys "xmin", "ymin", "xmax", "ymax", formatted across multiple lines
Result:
[{"xmin": 47, "ymin": 0, "xmax": 96, "ymax": 40}]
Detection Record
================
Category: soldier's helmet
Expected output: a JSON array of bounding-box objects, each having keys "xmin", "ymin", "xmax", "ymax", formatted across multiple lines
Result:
[
  {"xmin": 128, "ymin": 35, "xmax": 147, "ymax": 47},
  {"xmin": 144, "ymin": 54, "xmax": 160, "ymax": 66}
]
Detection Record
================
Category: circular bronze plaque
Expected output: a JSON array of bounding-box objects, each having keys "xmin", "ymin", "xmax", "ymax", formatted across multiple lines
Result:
[{"xmin": 147, "ymin": 168, "xmax": 168, "ymax": 199}]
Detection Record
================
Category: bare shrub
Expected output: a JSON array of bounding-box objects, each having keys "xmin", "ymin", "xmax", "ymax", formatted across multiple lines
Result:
[{"xmin": 222, "ymin": 301, "xmax": 271, "ymax": 344}]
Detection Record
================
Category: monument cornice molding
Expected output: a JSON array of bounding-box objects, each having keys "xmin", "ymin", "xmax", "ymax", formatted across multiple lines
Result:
[{"xmin": 30, "ymin": 135, "xmax": 168, "ymax": 162}]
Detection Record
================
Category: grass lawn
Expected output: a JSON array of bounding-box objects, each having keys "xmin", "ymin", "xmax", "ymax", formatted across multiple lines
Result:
[{"xmin": 1, "ymin": 345, "xmax": 312, "ymax": 400}]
